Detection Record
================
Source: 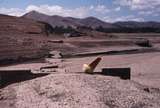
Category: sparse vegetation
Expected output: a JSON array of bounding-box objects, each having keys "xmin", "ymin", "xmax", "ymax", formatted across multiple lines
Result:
[
  {"xmin": 95, "ymin": 26, "xmax": 160, "ymax": 33},
  {"xmin": 52, "ymin": 26, "xmax": 77, "ymax": 34},
  {"xmin": 38, "ymin": 21, "xmax": 54, "ymax": 35}
]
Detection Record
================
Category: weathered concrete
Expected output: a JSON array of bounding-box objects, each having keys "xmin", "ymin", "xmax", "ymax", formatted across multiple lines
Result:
[{"xmin": 102, "ymin": 68, "xmax": 131, "ymax": 80}]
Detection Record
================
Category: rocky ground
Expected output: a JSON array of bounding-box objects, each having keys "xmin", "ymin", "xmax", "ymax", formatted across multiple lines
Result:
[
  {"xmin": 1, "ymin": 33, "xmax": 160, "ymax": 108},
  {"xmin": 1, "ymin": 51, "xmax": 160, "ymax": 108}
]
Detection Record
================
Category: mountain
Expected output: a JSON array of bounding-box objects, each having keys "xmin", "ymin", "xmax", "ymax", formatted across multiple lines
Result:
[
  {"xmin": 113, "ymin": 21, "xmax": 160, "ymax": 28},
  {"xmin": 22, "ymin": 11, "xmax": 160, "ymax": 33},
  {"xmin": 23, "ymin": 11, "xmax": 83, "ymax": 28},
  {"xmin": 79, "ymin": 17, "xmax": 116, "ymax": 29},
  {"xmin": 22, "ymin": 11, "xmax": 116, "ymax": 29}
]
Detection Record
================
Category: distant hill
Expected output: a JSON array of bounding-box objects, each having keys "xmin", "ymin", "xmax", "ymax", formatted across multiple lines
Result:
[
  {"xmin": 22, "ymin": 11, "xmax": 116, "ymax": 29},
  {"xmin": 110, "ymin": 21, "xmax": 160, "ymax": 33},
  {"xmin": 22, "ymin": 11, "xmax": 83, "ymax": 28},
  {"xmin": 113, "ymin": 21, "xmax": 160, "ymax": 28},
  {"xmin": 79, "ymin": 17, "xmax": 117, "ymax": 29},
  {"xmin": 23, "ymin": 11, "xmax": 160, "ymax": 33}
]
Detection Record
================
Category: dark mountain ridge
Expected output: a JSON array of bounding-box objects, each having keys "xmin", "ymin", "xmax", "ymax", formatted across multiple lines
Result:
[{"xmin": 22, "ymin": 11, "xmax": 160, "ymax": 33}]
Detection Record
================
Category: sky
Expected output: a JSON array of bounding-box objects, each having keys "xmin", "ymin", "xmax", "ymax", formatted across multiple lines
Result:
[{"xmin": 0, "ymin": 0, "xmax": 160, "ymax": 22}]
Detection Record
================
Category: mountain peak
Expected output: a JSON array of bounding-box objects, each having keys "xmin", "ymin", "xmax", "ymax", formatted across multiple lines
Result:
[
  {"xmin": 83, "ymin": 16, "xmax": 100, "ymax": 21},
  {"xmin": 23, "ymin": 10, "xmax": 48, "ymax": 17},
  {"xmin": 28, "ymin": 10, "xmax": 38, "ymax": 13}
]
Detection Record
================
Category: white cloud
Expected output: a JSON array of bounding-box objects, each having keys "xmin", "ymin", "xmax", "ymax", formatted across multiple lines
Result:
[
  {"xmin": 26, "ymin": 5, "xmax": 89, "ymax": 18},
  {"xmin": 94, "ymin": 5, "xmax": 110, "ymax": 14},
  {"xmin": 139, "ymin": 11, "xmax": 153, "ymax": 15},
  {"xmin": 139, "ymin": 11, "xmax": 160, "ymax": 17},
  {"xmin": 114, "ymin": 0, "xmax": 160, "ymax": 19},
  {"xmin": 89, "ymin": 5, "xmax": 94, "ymax": 10},
  {"xmin": 115, "ymin": 7, "xmax": 121, "ymax": 11},
  {"xmin": 0, "ymin": 4, "xmax": 111, "ymax": 18},
  {"xmin": 153, "ymin": 13, "xmax": 160, "ymax": 17},
  {"xmin": 103, "ymin": 15, "xmax": 144, "ymax": 22},
  {"xmin": 0, "ymin": 7, "xmax": 25, "ymax": 16},
  {"xmin": 0, "ymin": 5, "xmax": 91, "ymax": 18},
  {"xmin": 114, "ymin": 0, "xmax": 160, "ymax": 10}
]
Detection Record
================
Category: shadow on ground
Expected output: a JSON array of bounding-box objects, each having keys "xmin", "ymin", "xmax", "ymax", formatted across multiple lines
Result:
[
  {"xmin": 0, "ymin": 72, "xmax": 50, "ymax": 88},
  {"xmin": 75, "ymin": 67, "xmax": 131, "ymax": 80}
]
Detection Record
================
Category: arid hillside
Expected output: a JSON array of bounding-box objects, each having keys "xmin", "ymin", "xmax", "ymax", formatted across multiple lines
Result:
[
  {"xmin": 0, "ymin": 14, "xmax": 50, "ymax": 64},
  {"xmin": 0, "ymin": 14, "xmax": 48, "ymax": 34}
]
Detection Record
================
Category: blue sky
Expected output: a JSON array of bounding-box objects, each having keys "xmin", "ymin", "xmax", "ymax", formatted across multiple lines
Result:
[{"xmin": 0, "ymin": 0, "xmax": 160, "ymax": 22}]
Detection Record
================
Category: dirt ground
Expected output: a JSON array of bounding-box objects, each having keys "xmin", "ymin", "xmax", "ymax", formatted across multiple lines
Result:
[
  {"xmin": 0, "ymin": 51, "xmax": 160, "ymax": 108},
  {"xmin": 1, "ymin": 34, "xmax": 160, "ymax": 108}
]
